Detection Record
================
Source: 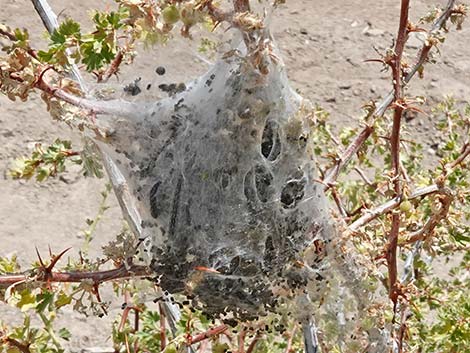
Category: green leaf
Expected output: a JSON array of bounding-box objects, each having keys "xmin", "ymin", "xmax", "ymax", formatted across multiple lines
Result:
[
  {"xmin": 16, "ymin": 289, "xmax": 36, "ymax": 312},
  {"xmin": 51, "ymin": 19, "xmax": 81, "ymax": 44},
  {"xmin": 36, "ymin": 291, "xmax": 54, "ymax": 313},
  {"xmin": 55, "ymin": 292, "xmax": 72, "ymax": 309},
  {"xmin": 58, "ymin": 327, "xmax": 71, "ymax": 341}
]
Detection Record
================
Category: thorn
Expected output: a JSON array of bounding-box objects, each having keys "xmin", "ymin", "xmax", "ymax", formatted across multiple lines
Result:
[
  {"xmin": 194, "ymin": 266, "xmax": 220, "ymax": 274},
  {"xmin": 47, "ymin": 247, "xmax": 72, "ymax": 272},
  {"xmin": 35, "ymin": 247, "xmax": 45, "ymax": 268},
  {"xmin": 364, "ymin": 58, "xmax": 386, "ymax": 64}
]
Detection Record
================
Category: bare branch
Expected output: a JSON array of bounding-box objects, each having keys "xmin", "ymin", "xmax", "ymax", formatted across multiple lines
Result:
[
  {"xmin": 1, "ymin": 336, "xmax": 32, "ymax": 353},
  {"xmin": 285, "ymin": 325, "xmax": 298, "ymax": 353},
  {"xmin": 159, "ymin": 303, "xmax": 167, "ymax": 352},
  {"xmin": 402, "ymin": 186, "xmax": 453, "ymax": 244},
  {"xmin": 187, "ymin": 325, "xmax": 228, "ymax": 345},
  {"xmin": 386, "ymin": 0, "xmax": 410, "ymax": 307},
  {"xmin": 99, "ymin": 50, "xmax": 125, "ymax": 83},
  {"xmin": 0, "ymin": 264, "xmax": 151, "ymax": 288},
  {"xmin": 349, "ymin": 196, "xmax": 401, "ymax": 232},
  {"xmin": 322, "ymin": 0, "xmax": 460, "ymax": 186},
  {"xmin": 447, "ymin": 142, "xmax": 470, "ymax": 170},
  {"xmin": 323, "ymin": 125, "xmax": 374, "ymax": 186},
  {"xmin": 246, "ymin": 331, "xmax": 262, "ymax": 353}
]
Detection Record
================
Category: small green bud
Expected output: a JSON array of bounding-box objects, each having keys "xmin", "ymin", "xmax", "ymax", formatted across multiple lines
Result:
[
  {"xmin": 212, "ymin": 342, "xmax": 229, "ymax": 353},
  {"xmin": 400, "ymin": 200, "xmax": 412, "ymax": 213},
  {"xmin": 162, "ymin": 5, "xmax": 180, "ymax": 25},
  {"xmin": 164, "ymin": 344, "xmax": 178, "ymax": 353}
]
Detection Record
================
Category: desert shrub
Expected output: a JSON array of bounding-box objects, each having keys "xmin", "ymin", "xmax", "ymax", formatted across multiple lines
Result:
[{"xmin": 1, "ymin": 1, "xmax": 469, "ymax": 352}]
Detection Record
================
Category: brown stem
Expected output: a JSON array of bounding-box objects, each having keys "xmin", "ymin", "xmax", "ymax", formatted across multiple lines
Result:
[
  {"xmin": 387, "ymin": 0, "xmax": 410, "ymax": 306},
  {"xmin": 323, "ymin": 0, "xmax": 457, "ymax": 187},
  {"xmin": 330, "ymin": 187, "xmax": 348, "ymax": 217},
  {"xmin": 285, "ymin": 325, "xmax": 298, "ymax": 353},
  {"xmin": 159, "ymin": 302, "xmax": 167, "ymax": 351},
  {"xmin": 238, "ymin": 327, "xmax": 246, "ymax": 353},
  {"xmin": 2, "ymin": 337, "xmax": 32, "ymax": 353},
  {"xmin": 402, "ymin": 186, "xmax": 453, "ymax": 245},
  {"xmin": 34, "ymin": 76, "xmax": 104, "ymax": 113},
  {"xmin": 0, "ymin": 264, "xmax": 151, "ymax": 288},
  {"xmin": 188, "ymin": 325, "xmax": 228, "ymax": 345},
  {"xmin": 447, "ymin": 143, "xmax": 470, "ymax": 170},
  {"xmin": 233, "ymin": 0, "xmax": 250, "ymax": 12},
  {"xmin": 99, "ymin": 50, "xmax": 124, "ymax": 83},
  {"xmin": 0, "ymin": 28, "xmax": 39, "ymax": 60},
  {"xmin": 349, "ymin": 196, "xmax": 401, "ymax": 232},
  {"xmin": 323, "ymin": 125, "xmax": 374, "ymax": 187},
  {"xmin": 246, "ymin": 332, "xmax": 261, "ymax": 353}
]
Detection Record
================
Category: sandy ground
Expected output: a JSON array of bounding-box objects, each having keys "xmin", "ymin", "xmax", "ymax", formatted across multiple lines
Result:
[{"xmin": 1, "ymin": 0, "xmax": 469, "ymax": 351}]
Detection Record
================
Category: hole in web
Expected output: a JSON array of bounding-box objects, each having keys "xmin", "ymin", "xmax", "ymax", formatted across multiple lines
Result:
[
  {"xmin": 261, "ymin": 120, "xmax": 281, "ymax": 161},
  {"xmin": 280, "ymin": 177, "xmax": 306, "ymax": 208},
  {"xmin": 243, "ymin": 165, "xmax": 275, "ymax": 203},
  {"xmin": 255, "ymin": 165, "xmax": 274, "ymax": 202}
]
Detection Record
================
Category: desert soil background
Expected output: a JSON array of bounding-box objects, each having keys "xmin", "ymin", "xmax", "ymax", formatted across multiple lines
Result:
[{"xmin": 1, "ymin": 0, "xmax": 469, "ymax": 351}]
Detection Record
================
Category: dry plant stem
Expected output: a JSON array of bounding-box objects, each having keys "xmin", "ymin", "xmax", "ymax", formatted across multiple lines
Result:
[
  {"xmin": 397, "ymin": 306, "xmax": 409, "ymax": 353},
  {"xmin": 387, "ymin": 0, "xmax": 410, "ymax": 306},
  {"xmin": 403, "ymin": 186, "xmax": 453, "ymax": 244},
  {"xmin": 0, "ymin": 264, "xmax": 151, "ymax": 288},
  {"xmin": 285, "ymin": 325, "xmax": 298, "ymax": 353},
  {"xmin": 322, "ymin": 0, "xmax": 457, "ymax": 187},
  {"xmin": 99, "ymin": 50, "xmax": 124, "ymax": 83},
  {"xmin": 349, "ymin": 135, "xmax": 470, "ymax": 233},
  {"xmin": 187, "ymin": 325, "xmax": 228, "ymax": 345},
  {"xmin": 0, "ymin": 28, "xmax": 39, "ymax": 60},
  {"xmin": 323, "ymin": 125, "xmax": 374, "ymax": 186},
  {"xmin": 238, "ymin": 327, "xmax": 246, "ymax": 353},
  {"xmin": 448, "ymin": 142, "xmax": 470, "ymax": 170},
  {"xmin": 349, "ymin": 196, "xmax": 401, "ymax": 232},
  {"xmin": 331, "ymin": 187, "xmax": 348, "ymax": 217},
  {"xmin": 234, "ymin": 0, "xmax": 251, "ymax": 12},
  {"xmin": 2, "ymin": 337, "xmax": 31, "ymax": 353},
  {"xmin": 246, "ymin": 332, "xmax": 262, "ymax": 353},
  {"xmin": 159, "ymin": 302, "xmax": 167, "ymax": 351}
]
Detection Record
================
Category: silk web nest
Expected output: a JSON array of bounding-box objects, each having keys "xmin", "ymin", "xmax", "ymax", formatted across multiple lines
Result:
[{"xmin": 96, "ymin": 31, "xmax": 369, "ymax": 324}]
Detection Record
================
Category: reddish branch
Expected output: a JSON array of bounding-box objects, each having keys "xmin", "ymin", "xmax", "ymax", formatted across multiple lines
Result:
[
  {"xmin": 323, "ymin": 125, "xmax": 374, "ymax": 187},
  {"xmin": 246, "ymin": 331, "xmax": 262, "ymax": 353},
  {"xmin": 159, "ymin": 302, "xmax": 167, "ymax": 351},
  {"xmin": 234, "ymin": 0, "xmax": 251, "ymax": 12},
  {"xmin": 34, "ymin": 76, "xmax": 105, "ymax": 113},
  {"xmin": 0, "ymin": 264, "xmax": 151, "ymax": 288},
  {"xmin": 403, "ymin": 184, "xmax": 453, "ymax": 244},
  {"xmin": 448, "ymin": 142, "xmax": 470, "ymax": 170},
  {"xmin": 387, "ymin": 0, "xmax": 410, "ymax": 307},
  {"xmin": 322, "ymin": 0, "xmax": 460, "ymax": 188},
  {"xmin": 349, "ymin": 196, "xmax": 401, "ymax": 232},
  {"xmin": 99, "ymin": 50, "xmax": 124, "ymax": 83},
  {"xmin": 187, "ymin": 325, "xmax": 228, "ymax": 345},
  {"xmin": 285, "ymin": 325, "xmax": 298, "ymax": 353},
  {"xmin": 1, "ymin": 336, "xmax": 31, "ymax": 353}
]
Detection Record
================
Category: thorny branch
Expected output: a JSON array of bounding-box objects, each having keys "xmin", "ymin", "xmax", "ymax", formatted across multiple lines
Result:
[
  {"xmin": 1, "ymin": 335, "xmax": 32, "ymax": 353},
  {"xmin": 403, "ymin": 182, "xmax": 454, "ymax": 245},
  {"xmin": 0, "ymin": 263, "xmax": 151, "ymax": 288},
  {"xmin": 246, "ymin": 331, "xmax": 262, "ymax": 353},
  {"xmin": 322, "ymin": 0, "xmax": 460, "ymax": 188},
  {"xmin": 387, "ymin": 0, "xmax": 410, "ymax": 307},
  {"xmin": 187, "ymin": 324, "xmax": 228, "ymax": 345}
]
